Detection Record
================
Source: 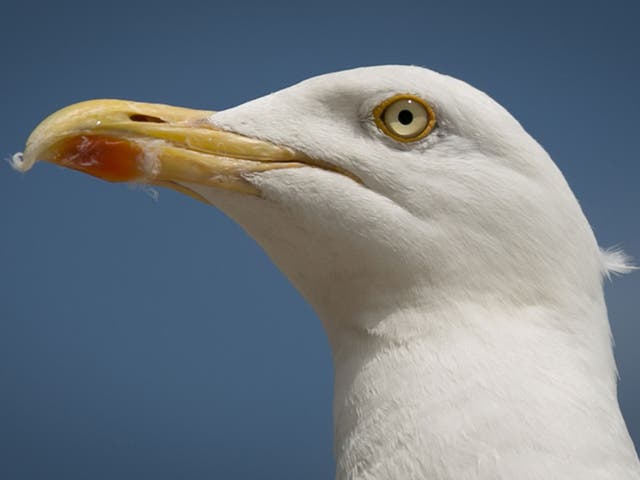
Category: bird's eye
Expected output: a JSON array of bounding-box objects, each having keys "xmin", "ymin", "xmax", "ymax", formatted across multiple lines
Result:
[{"xmin": 373, "ymin": 94, "xmax": 436, "ymax": 142}]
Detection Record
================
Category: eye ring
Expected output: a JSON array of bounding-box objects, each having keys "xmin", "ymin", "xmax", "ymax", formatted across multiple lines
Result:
[{"xmin": 373, "ymin": 94, "xmax": 436, "ymax": 143}]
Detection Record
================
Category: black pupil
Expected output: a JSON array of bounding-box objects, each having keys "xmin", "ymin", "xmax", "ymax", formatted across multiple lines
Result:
[{"xmin": 398, "ymin": 109, "xmax": 413, "ymax": 125}]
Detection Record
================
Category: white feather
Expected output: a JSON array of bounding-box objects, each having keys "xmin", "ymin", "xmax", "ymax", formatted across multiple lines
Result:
[
  {"xmin": 183, "ymin": 66, "xmax": 638, "ymax": 479},
  {"xmin": 602, "ymin": 247, "xmax": 637, "ymax": 279}
]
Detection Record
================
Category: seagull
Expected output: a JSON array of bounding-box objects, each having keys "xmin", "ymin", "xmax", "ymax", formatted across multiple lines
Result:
[{"xmin": 13, "ymin": 65, "xmax": 640, "ymax": 479}]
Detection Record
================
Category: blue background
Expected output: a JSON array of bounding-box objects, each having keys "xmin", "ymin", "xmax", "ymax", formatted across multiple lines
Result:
[{"xmin": 1, "ymin": 1, "xmax": 639, "ymax": 478}]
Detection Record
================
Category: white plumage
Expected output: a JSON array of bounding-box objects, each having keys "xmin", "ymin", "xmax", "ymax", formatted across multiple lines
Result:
[
  {"xmin": 192, "ymin": 66, "xmax": 640, "ymax": 479},
  {"xmin": 15, "ymin": 65, "xmax": 640, "ymax": 479}
]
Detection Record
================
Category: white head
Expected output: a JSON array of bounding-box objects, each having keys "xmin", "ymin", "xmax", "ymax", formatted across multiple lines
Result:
[
  {"xmin": 16, "ymin": 65, "xmax": 638, "ymax": 478},
  {"xmin": 175, "ymin": 65, "xmax": 608, "ymax": 341}
]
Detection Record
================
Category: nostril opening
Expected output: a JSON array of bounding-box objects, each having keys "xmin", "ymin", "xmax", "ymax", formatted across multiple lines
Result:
[{"xmin": 129, "ymin": 114, "xmax": 166, "ymax": 123}]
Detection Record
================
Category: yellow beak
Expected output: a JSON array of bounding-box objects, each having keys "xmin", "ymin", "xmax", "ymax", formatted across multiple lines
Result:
[{"xmin": 18, "ymin": 99, "xmax": 321, "ymax": 201}]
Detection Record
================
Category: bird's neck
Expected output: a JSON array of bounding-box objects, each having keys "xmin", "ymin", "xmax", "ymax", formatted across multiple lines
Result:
[{"xmin": 326, "ymin": 300, "xmax": 638, "ymax": 480}]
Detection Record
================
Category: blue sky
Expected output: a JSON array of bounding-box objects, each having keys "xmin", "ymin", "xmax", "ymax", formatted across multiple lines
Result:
[{"xmin": 1, "ymin": 0, "xmax": 639, "ymax": 478}]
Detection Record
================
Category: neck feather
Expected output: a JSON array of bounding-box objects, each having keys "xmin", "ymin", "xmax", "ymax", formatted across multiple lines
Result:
[{"xmin": 327, "ymin": 300, "xmax": 640, "ymax": 480}]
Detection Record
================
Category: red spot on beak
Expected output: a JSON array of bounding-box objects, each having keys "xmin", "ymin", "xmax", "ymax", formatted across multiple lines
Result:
[{"xmin": 51, "ymin": 135, "xmax": 144, "ymax": 182}]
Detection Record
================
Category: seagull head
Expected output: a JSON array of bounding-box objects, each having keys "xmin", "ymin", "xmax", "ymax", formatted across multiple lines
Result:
[
  {"xmin": 16, "ymin": 65, "xmax": 639, "ymax": 478},
  {"xmin": 16, "ymin": 65, "xmax": 604, "ymax": 339}
]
